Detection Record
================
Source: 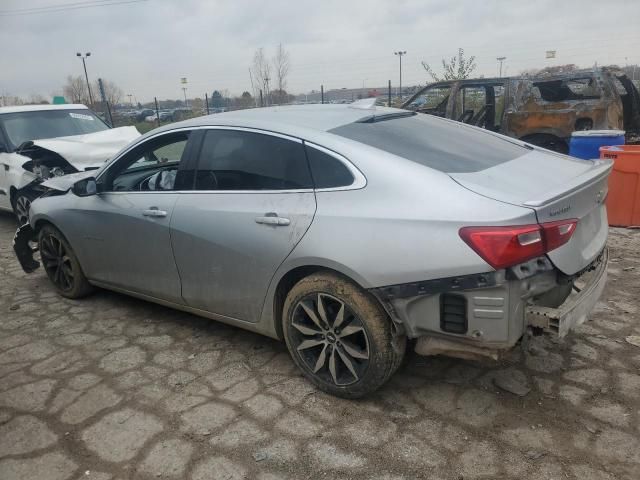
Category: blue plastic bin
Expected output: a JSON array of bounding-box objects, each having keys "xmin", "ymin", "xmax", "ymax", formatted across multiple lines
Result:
[{"xmin": 569, "ymin": 130, "xmax": 625, "ymax": 159}]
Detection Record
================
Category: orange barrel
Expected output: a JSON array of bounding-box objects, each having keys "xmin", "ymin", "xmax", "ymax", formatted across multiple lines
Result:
[{"xmin": 600, "ymin": 145, "xmax": 640, "ymax": 227}]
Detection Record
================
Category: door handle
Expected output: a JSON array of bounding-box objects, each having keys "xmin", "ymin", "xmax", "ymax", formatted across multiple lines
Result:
[
  {"xmin": 142, "ymin": 207, "xmax": 167, "ymax": 218},
  {"xmin": 255, "ymin": 213, "xmax": 290, "ymax": 226}
]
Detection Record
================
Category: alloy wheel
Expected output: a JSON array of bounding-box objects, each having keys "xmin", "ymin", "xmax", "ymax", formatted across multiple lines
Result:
[
  {"xmin": 15, "ymin": 196, "xmax": 31, "ymax": 225},
  {"xmin": 40, "ymin": 234, "xmax": 74, "ymax": 292},
  {"xmin": 290, "ymin": 293, "xmax": 370, "ymax": 386}
]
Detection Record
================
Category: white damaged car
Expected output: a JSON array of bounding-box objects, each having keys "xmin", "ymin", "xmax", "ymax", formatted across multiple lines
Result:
[{"xmin": 0, "ymin": 104, "xmax": 140, "ymax": 223}]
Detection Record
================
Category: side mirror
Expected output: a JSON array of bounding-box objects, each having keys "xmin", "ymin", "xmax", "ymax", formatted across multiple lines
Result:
[{"xmin": 72, "ymin": 177, "xmax": 97, "ymax": 197}]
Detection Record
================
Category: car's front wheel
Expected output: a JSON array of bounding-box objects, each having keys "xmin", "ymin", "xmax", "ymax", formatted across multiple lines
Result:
[
  {"xmin": 283, "ymin": 272, "xmax": 405, "ymax": 398},
  {"xmin": 12, "ymin": 190, "xmax": 38, "ymax": 225},
  {"xmin": 38, "ymin": 224, "xmax": 93, "ymax": 299}
]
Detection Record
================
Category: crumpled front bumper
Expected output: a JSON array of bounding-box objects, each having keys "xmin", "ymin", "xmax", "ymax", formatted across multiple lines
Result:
[
  {"xmin": 526, "ymin": 249, "xmax": 608, "ymax": 337},
  {"xmin": 13, "ymin": 223, "xmax": 40, "ymax": 273}
]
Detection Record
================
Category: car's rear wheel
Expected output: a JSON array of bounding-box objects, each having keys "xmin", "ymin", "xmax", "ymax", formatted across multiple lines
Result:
[
  {"xmin": 282, "ymin": 272, "xmax": 405, "ymax": 398},
  {"xmin": 38, "ymin": 224, "xmax": 93, "ymax": 299}
]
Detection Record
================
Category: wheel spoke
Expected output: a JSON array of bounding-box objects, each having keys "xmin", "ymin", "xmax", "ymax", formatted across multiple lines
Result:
[
  {"xmin": 61, "ymin": 270, "xmax": 71, "ymax": 289},
  {"xmin": 41, "ymin": 239, "xmax": 55, "ymax": 258},
  {"xmin": 341, "ymin": 340, "xmax": 369, "ymax": 359},
  {"xmin": 300, "ymin": 300, "xmax": 325, "ymax": 331},
  {"xmin": 54, "ymin": 265, "xmax": 62, "ymax": 285},
  {"xmin": 333, "ymin": 303, "xmax": 346, "ymax": 329},
  {"xmin": 336, "ymin": 346, "xmax": 359, "ymax": 380},
  {"xmin": 337, "ymin": 324, "xmax": 365, "ymax": 339},
  {"xmin": 317, "ymin": 293, "xmax": 330, "ymax": 326},
  {"xmin": 328, "ymin": 347, "xmax": 338, "ymax": 384},
  {"xmin": 61, "ymin": 264, "xmax": 73, "ymax": 287},
  {"xmin": 292, "ymin": 321, "xmax": 322, "ymax": 336},
  {"xmin": 42, "ymin": 258, "xmax": 57, "ymax": 268},
  {"xmin": 297, "ymin": 338, "xmax": 324, "ymax": 351},
  {"xmin": 62, "ymin": 263, "xmax": 74, "ymax": 278},
  {"xmin": 313, "ymin": 344, "xmax": 328, "ymax": 373}
]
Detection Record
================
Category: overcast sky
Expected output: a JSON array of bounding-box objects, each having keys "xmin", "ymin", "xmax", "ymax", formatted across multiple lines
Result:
[{"xmin": 1, "ymin": 0, "xmax": 639, "ymax": 102}]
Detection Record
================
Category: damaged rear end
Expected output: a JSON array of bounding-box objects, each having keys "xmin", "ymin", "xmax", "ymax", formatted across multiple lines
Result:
[
  {"xmin": 376, "ymin": 149, "xmax": 610, "ymax": 362},
  {"xmin": 448, "ymin": 147, "xmax": 611, "ymax": 346}
]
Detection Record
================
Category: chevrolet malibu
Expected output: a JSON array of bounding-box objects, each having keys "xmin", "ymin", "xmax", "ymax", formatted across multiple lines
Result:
[{"xmin": 14, "ymin": 102, "xmax": 610, "ymax": 398}]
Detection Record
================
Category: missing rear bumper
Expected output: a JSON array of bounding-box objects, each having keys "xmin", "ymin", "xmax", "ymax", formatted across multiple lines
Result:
[
  {"xmin": 526, "ymin": 249, "xmax": 607, "ymax": 337},
  {"xmin": 13, "ymin": 224, "xmax": 40, "ymax": 273}
]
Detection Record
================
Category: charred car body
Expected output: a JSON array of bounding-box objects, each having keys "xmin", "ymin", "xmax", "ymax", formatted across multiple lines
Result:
[
  {"xmin": 403, "ymin": 67, "xmax": 640, "ymax": 153},
  {"xmin": 0, "ymin": 104, "xmax": 140, "ymax": 223}
]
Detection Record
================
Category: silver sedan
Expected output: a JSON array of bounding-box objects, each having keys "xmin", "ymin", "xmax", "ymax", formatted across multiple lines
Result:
[{"xmin": 14, "ymin": 102, "xmax": 610, "ymax": 397}]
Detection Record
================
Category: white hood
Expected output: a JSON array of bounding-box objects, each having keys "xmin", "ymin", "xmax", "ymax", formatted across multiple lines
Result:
[{"xmin": 32, "ymin": 126, "xmax": 140, "ymax": 170}]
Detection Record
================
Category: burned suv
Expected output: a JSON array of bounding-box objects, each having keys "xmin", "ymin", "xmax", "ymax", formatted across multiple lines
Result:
[{"xmin": 403, "ymin": 67, "xmax": 640, "ymax": 153}]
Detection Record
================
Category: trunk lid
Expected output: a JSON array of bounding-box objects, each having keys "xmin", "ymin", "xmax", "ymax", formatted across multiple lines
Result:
[{"xmin": 450, "ymin": 148, "xmax": 612, "ymax": 275}]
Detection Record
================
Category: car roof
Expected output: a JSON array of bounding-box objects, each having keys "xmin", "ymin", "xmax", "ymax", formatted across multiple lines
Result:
[
  {"xmin": 156, "ymin": 103, "xmax": 404, "ymax": 135},
  {"xmin": 0, "ymin": 104, "xmax": 89, "ymax": 115}
]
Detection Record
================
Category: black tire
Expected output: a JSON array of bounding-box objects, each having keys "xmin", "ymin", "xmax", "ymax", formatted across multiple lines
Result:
[
  {"xmin": 282, "ymin": 272, "xmax": 406, "ymax": 398},
  {"xmin": 38, "ymin": 224, "xmax": 93, "ymax": 299},
  {"xmin": 12, "ymin": 189, "xmax": 39, "ymax": 226}
]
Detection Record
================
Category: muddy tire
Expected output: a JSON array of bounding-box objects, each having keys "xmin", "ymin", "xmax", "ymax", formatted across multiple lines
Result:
[
  {"xmin": 282, "ymin": 272, "xmax": 406, "ymax": 398},
  {"xmin": 38, "ymin": 224, "xmax": 93, "ymax": 299}
]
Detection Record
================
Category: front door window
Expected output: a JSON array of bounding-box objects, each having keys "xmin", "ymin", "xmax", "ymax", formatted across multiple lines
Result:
[{"xmin": 102, "ymin": 131, "xmax": 190, "ymax": 192}]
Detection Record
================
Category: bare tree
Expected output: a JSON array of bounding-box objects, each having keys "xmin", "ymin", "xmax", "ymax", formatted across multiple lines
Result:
[
  {"xmin": 252, "ymin": 48, "xmax": 272, "ymax": 105},
  {"xmin": 422, "ymin": 48, "xmax": 477, "ymax": 82},
  {"xmin": 0, "ymin": 94, "xmax": 25, "ymax": 107},
  {"xmin": 63, "ymin": 75, "xmax": 89, "ymax": 104},
  {"xmin": 27, "ymin": 94, "xmax": 48, "ymax": 105},
  {"xmin": 272, "ymin": 43, "xmax": 290, "ymax": 104},
  {"xmin": 93, "ymin": 79, "xmax": 123, "ymax": 107}
]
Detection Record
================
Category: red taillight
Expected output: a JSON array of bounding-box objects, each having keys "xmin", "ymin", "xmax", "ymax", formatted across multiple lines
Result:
[
  {"xmin": 459, "ymin": 219, "xmax": 578, "ymax": 270},
  {"xmin": 542, "ymin": 219, "xmax": 578, "ymax": 251}
]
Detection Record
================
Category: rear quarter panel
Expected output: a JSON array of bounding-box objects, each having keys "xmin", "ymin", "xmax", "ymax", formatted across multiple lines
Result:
[{"xmin": 273, "ymin": 146, "xmax": 538, "ymax": 289}]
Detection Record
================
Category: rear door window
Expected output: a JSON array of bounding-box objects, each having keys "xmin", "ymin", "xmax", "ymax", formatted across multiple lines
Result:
[
  {"xmin": 330, "ymin": 113, "xmax": 528, "ymax": 173},
  {"xmin": 194, "ymin": 129, "xmax": 313, "ymax": 190}
]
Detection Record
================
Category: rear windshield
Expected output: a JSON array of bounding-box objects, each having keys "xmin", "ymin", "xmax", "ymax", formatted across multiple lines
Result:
[
  {"xmin": 329, "ymin": 113, "xmax": 529, "ymax": 173},
  {"xmin": 0, "ymin": 109, "xmax": 109, "ymax": 150}
]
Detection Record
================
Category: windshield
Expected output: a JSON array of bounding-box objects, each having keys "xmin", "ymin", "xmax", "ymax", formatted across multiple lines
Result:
[
  {"xmin": 330, "ymin": 112, "xmax": 529, "ymax": 173},
  {"xmin": 0, "ymin": 109, "xmax": 109, "ymax": 150}
]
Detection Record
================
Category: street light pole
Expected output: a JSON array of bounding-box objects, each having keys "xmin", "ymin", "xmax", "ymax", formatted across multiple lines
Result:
[
  {"xmin": 394, "ymin": 51, "xmax": 406, "ymax": 102},
  {"xmin": 497, "ymin": 56, "xmax": 506, "ymax": 77},
  {"xmin": 76, "ymin": 52, "xmax": 94, "ymax": 106}
]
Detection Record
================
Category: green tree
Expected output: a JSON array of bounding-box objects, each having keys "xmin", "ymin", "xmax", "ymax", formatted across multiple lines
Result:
[
  {"xmin": 210, "ymin": 90, "xmax": 224, "ymax": 108},
  {"xmin": 239, "ymin": 91, "xmax": 254, "ymax": 108},
  {"xmin": 422, "ymin": 48, "xmax": 477, "ymax": 82}
]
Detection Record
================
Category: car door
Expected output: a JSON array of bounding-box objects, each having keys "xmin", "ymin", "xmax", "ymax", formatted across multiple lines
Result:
[
  {"xmin": 67, "ymin": 129, "xmax": 196, "ymax": 303},
  {"xmin": 170, "ymin": 127, "xmax": 317, "ymax": 322}
]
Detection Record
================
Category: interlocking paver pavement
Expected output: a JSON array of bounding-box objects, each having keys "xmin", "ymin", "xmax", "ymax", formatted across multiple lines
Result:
[{"xmin": 1, "ymin": 212, "xmax": 639, "ymax": 479}]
